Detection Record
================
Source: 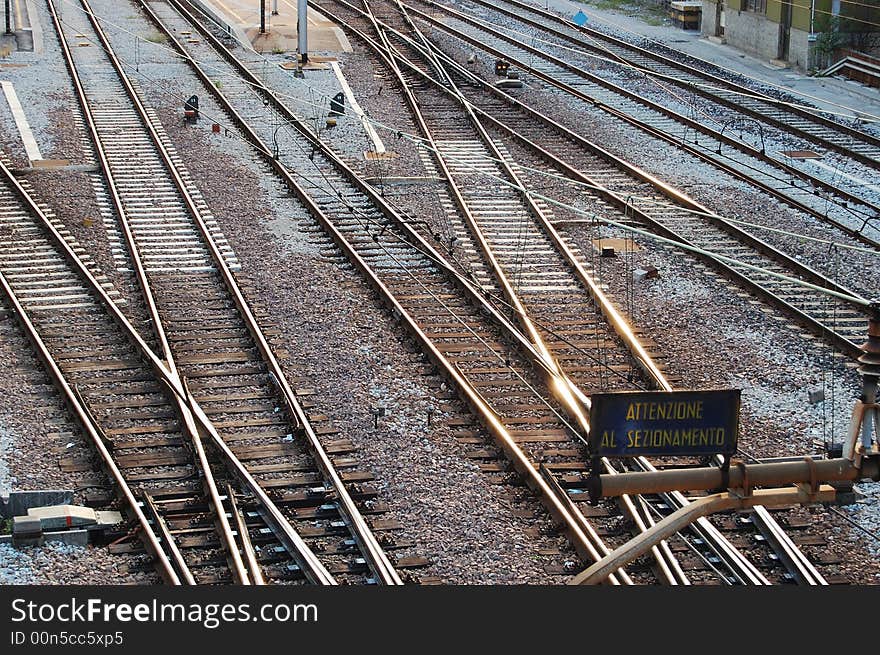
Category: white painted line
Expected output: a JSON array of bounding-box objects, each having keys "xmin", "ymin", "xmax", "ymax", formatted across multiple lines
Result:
[
  {"xmin": 1, "ymin": 81, "xmax": 42, "ymax": 162},
  {"xmin": 806, "ymin": 158, "xmax": 880, "ymax": 192},
  {"xmin": 329, "ymin": 61, "xmax": 385, "ymax": 154}
]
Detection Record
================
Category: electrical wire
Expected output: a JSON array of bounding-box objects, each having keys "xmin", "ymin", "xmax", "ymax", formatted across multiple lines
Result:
[{"xmin": 60, "ymin": 0, "xmax": 876, "ymax": 312}]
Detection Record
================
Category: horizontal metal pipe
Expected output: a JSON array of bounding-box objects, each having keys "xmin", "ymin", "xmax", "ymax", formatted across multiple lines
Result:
[{"xmin": 593, "ymin": 457, "xmax": 879, "ymax": 498}]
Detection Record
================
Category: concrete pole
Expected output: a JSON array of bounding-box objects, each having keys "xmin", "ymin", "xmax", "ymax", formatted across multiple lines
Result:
[{"xmin": 298, "ymin": 0, "xmax": 308, "ymax": 62}]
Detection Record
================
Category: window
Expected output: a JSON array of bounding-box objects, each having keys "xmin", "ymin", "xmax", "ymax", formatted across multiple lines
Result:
[{"xmin": 744, "ymin": 0, "xmax": 767, "ymax": 12}]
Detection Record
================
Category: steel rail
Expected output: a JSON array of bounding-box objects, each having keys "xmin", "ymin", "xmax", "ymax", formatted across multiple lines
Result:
[
  {"xmin": 379, "ymin": 0, "xmax": 595, "ymax": 428},
  {"xmin": 155, "ymin": 0, "xmax": 797, "ymax": 586},
  {"xmin": 81, "ymin": 0, "xmax": 402, "ymax": 584},
  {"xmin": 4, "ymin": 16, "xmax": 336, "ymax": 585},
  {"xmin": 358, "ymin": 1, "xmax": 868, "ymax": 335},
  {"xmin": 368, "ymin": 0, "xmax": 661, "ymax": 582},
  {"xmin": 426, "ymin": 47, "xmax": 771, "ymax": 585},
  {"xmin": 148, "ymin": 0, "xmax": 639, "ymax": 582},
  {"xmin": 370, "ymin": 0, "xmax": 685, "ymax": 583},
  {"xmin": 374, "ymin": 0, "xmax": 671, "ymax": 399},
  {"xmin": 226, "ymin": 483, "xmax": 267, "ymax": 585},
  {"xmin": 166, "ymin": 0, "xmax": 826, "ymax": 587},
  {"xmin": 0, "ymin": 143, "xmax": 333, "ymax": 583},
  {"xmin": 118, "ymin": 0, "xmax": 402, "ymax": 586},
  {"xmin": 142, "ymin": 493, "xmax": 197, "ymax": 584},
  {"xmin": 49, "ymin": 0, "xmax": 252, "ymax": 585},
  {"xmin": 418, "ymin": 10, "xmax": 880, "ymax": 250},
  {"xmin": 314, "ymin": 0, "xmax": 769, "ymax": 585},
  {"xmin": 327, "ymin": 0, "xmax": 814, "ymax": 585},
  {"xmin": 322, "ymin": 0, "xmax": 867, "ymax": 359},
  {"xmin": 465, "ymin": 0, "xmax": 880, "ymax": 170},
  {"xmin": 164, "ymin": 0, "xmax": 567, "ymax": 377},
  {"xmin": 0, "ymin": 169, "xmax": 181, "ymax": 583},
  {"xmin": 0, "ymin": 282, "xmax": 182, "ymax": 585},
  {"xmin": 155, "ymin": 0, "xmax": 562, "ymax": 384},
  {"xmin": 751, "ymin": 505, "xmax": 828, "ymax": 585},
  {"xmin": 398, "ymin": 0, "xmax": 880, "ymax": 251},
  {"xmin": 490, "ymin": 0, "xmax": 880, "ymax": 124}
]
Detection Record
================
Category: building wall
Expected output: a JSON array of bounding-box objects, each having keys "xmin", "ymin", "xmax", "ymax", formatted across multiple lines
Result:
[
  {"xmin": 700, "ymin": 0, "xmax": 829, "ymax": 70},
  {"xmin": 700, "ymin": 0, "xmax": 720, "ymax": 37},
  {"xmin": 787, "ymin": 27, "xmax": 815, "ymax": 69},
  {"xmin": 722, "ymin": 8, "xmax": 783, "ymax": 59}
]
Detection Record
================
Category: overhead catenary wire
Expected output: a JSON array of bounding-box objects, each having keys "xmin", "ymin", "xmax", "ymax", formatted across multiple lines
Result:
[
  {"xmin": 374, "ymin": 1, "xmax": 880, "ymax": 230},
  {"xmin": 61, "ymin": 0, "xmax": 609, "ymax": 433},
  {"xmin": 61, "ymin": 0, "xmax": 876, "ymax": 313},
  {"xmin": 66, "ymin": 0, "xmax": 880, "ymax": 251},
  {"xmin": 49, "ymin": 0, "xmax": 880, "ymax": 580},
  {"xmin": 528, "ymin": 0, "xmax": 880, "ymax": 123},
  {"xmin": 475, "ymin": 0, "xmax": 880, "ymax": 121},
  {"xmin": 400, "ymin": 0, "xmax": 880, "ymax": 223}
]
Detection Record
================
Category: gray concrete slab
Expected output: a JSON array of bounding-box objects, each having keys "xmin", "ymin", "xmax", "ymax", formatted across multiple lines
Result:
[
  {"xmin": 1, "ymin": 530, "xmax": 91, "ymax": 547},
  {"xmin": 23, "ymin": 0, "xmax": 43, "ymax": 54},
  {"xmin": 1, "ymin": 80, "xmax": 42, "ymax": 162},
  {"xmin": 199, "ymin": 0, "xmax": 351, "ymax": 54},
  {"xmin": 27, "ymin": 505, "xmax": 98, "ymax": 530}
]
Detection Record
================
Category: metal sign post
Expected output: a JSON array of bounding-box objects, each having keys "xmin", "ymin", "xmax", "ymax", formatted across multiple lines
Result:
[
  {"xmin": 260, "ymin": 0, "xmax": 266, "ymax": 34},
  {"xmin": 5, "ymin": 0, "xmax": 12, "ymax": 35},
  {"xmin": 298, "ymin": 0, "xmax": 308, "ymax": 63}
]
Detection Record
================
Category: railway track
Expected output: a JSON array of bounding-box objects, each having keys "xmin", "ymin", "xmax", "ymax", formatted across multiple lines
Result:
[
  {"xmin": 124, "ymin": 0, "xmax": 696, "ymax": 583},
  {"xmin": 351, "ymin": 0, "xmax": 841, "ymax": 586},
  {"xmin": 319, "ymin": 0, "xmax": 872, "ymax": 359},
  {"xmin": 117, "ymin": 0, "xmax": 843, "ymax": 583},
  {"xmin": 0, "ymin": 151, "xmax": 237, "ymax": 584},
  {"xmin": 466, "ymin": 0, "xmax": 880, "ymax": 169},
  {"xmin": 37, "ymin": 0, "xmax": 409, "ymax": 585},
  {"xmin": 394, "ymin": 0, "xmax": 880, "ymax": 249}
]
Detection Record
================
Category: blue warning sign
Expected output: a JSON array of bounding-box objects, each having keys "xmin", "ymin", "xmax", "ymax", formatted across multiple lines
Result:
[
  {"xmin": 573, "ymin": 10, "xmax": 589, "ymax": 26},
  {"xmin": 589, "ymin": 389, "xmax": 741, "ymax": 457}
]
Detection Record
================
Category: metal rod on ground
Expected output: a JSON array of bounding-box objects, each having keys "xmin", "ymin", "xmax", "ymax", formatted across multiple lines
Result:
[
  {"xmin": 570, "ymin": 486, "xmax": 838, "ymax": 585},
  {"xmin": 298, "ymin": 0, "xmax": 308, "ymax": 62}
]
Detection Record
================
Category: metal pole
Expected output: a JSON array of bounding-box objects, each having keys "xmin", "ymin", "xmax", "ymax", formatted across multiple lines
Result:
[
  {"xmin": 272, "ymin": 0, "xmax": 278, "ymax": 15},
  {"xmin": 260, "ymin": 0, "xmax": 266, "ymax": 34},
  {"xmin": 5, "ymin": 0, "xmax": 12, "ymax": 35},
  {"xmin": 590, "ymin": 457, "xmax": 878, "ymax": 499},
  {"xmin": 298, "ymin": 0, "xmax": 307, "ymax": 63}
]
